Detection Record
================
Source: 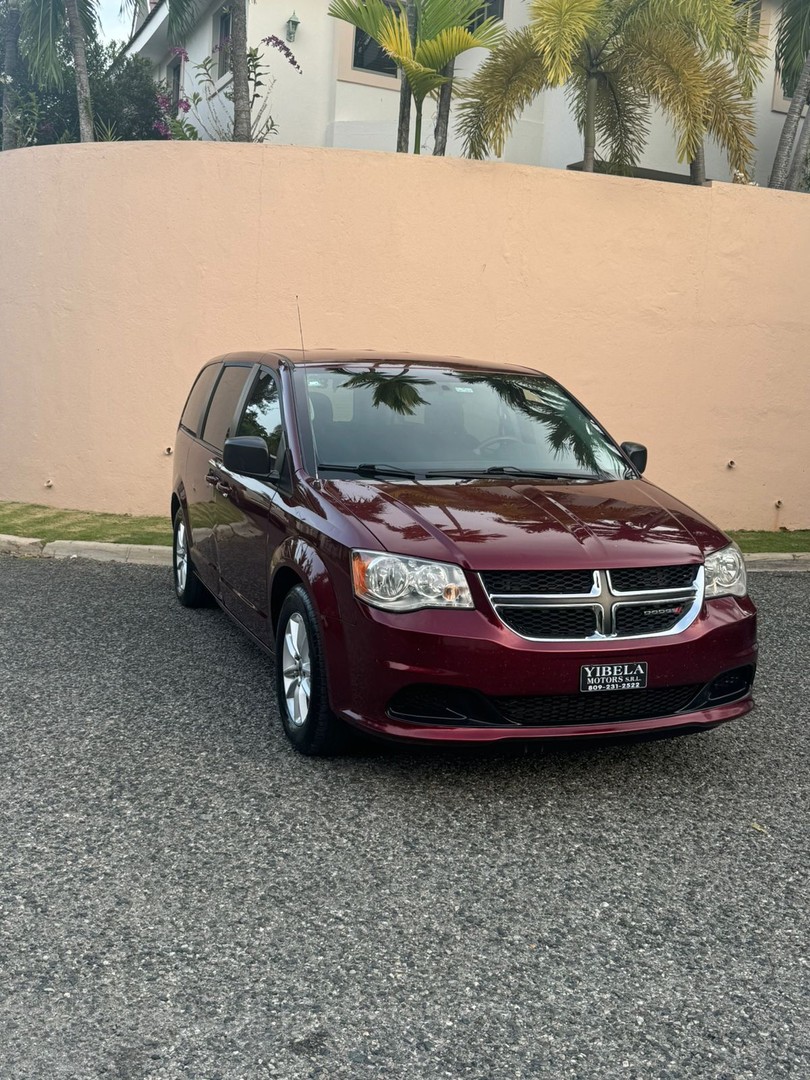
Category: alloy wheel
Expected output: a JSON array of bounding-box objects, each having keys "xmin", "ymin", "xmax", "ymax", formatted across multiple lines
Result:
[
  {"xmin": 175, "ymin": 519, "xmax": 188, "ymax": 593},
  {"xmin": 282, "ymin": 613, "xmax": 312, "ymax": 728}
]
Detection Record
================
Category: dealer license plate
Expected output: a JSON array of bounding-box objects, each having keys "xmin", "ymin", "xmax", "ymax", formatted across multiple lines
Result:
[{"xmin": 580, "ymin": 662, "xmax": 648, "ymax": 692}]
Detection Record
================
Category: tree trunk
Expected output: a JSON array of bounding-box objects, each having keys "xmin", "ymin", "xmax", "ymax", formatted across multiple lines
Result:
[
  {"xmin": 786, "ymin": 104, "xmax": 810, "ymax": 190},
  {"xmin": 64, "ymin": 0, "xmax": 94, "ymax": 142},
  {"xmin": 769, "ymin": 51, "xmax": 810, "ymax": 189},
  {"xmin": 582, "ymin": 73, "xmax": 597, "ymax": 171},
  {"xmin": 397, "ymin": 82, "xmax": 411, "ymax": 153},
  {"xmin": 230, "ymin": 0, "xmax": 251, "ymax": 141},
  {"xmin": 689, "ymin": 143, "xmax": 706, "ymax": 185},
  {"xmin": 2, "ymin": 0, "xmax": 20, "ymax": 151},
  {"xmin": 413, "ymin": 100, "xmax": 423, "ymax": 154},
  {"xmin": 397, "ymin": 1, "xmax": 417, "ymax": 152},
  {"xmin": 397, "ymin": 79, "xmax": 412, "ymax": 154},
  {"xmin": 433, "ymin": 59, "xmax": 455, "ymax": 156}
]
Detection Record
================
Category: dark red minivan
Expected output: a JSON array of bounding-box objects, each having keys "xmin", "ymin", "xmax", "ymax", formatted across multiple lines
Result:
[{"xmin": 171, "ymin": 351, "xmax": 756, "ymax": 755}]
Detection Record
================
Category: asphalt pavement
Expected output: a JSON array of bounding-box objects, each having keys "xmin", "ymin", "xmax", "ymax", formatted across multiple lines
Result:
[{"xmin": 0, "ymin": 557, "xmax": 807, "ymax": 1080}]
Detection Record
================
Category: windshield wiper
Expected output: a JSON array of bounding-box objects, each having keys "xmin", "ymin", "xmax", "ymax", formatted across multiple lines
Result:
[
  {"xmin": 485, "ymin": 466, "xmax": 604, "ymax": 481},
  {"xmin": 425, "ymin": 466, "xmax": 603, "ymax": 482},
  {"xmin": 317, "ymin": 462, "xmax": 418, "ymax": 479}
]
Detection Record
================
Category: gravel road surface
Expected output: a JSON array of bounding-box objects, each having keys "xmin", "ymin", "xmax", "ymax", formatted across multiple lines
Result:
[{"xmin": 0, "ymin": 557, "xmax": 807, "ymax": 1080}]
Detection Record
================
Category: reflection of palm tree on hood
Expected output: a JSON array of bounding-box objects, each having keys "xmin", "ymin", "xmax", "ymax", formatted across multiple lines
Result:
[
  {"xmin": 331, "ymin": 367, "xmax": 433, "ymax": 416},
  {"xmin": 456, "ymin": 374, "xmax": 604, "ymax": 474}
]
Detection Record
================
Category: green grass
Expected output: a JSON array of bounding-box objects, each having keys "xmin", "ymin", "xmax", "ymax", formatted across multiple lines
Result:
[
  {"xmin": 0, "ymin": 501, "xmax": 171, "ymax": 546},
  {"xmin": 0, "ymin": 501, "xmax": 807, "ymax": 552},
  {"xmin": 728, "ymin": 530, "xmax": 810, "ymax": 553}
]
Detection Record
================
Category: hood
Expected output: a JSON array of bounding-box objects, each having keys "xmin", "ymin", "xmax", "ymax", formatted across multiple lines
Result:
[{"xmin": 322, "ymin": 478, "xmax": 728, "ymax": 570}]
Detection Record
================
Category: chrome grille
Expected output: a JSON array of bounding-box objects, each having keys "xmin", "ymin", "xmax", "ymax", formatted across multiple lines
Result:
[{"xmin": 482, "ymin": 565, "xmax": 704, "ymax": 641}]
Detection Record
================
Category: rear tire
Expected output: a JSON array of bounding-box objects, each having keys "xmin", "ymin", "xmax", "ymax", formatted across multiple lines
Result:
[
  {"xmin": 275, "ymin": 585, "xmax": 348, "ymax": 756},
  {"xmin": 173, "ymin": 507, "xmax": 208, "ymax": 608}
]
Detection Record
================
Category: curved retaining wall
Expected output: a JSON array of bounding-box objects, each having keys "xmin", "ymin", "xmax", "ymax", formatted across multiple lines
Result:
[{"xmin": 0, "ymin": 142, "xmax": 808, "ymax": 528}]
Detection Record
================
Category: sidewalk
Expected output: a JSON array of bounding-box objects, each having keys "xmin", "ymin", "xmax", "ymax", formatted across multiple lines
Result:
[{"xmin": 2, "ymin": 532, "xmax": 808, "ymax": 570}]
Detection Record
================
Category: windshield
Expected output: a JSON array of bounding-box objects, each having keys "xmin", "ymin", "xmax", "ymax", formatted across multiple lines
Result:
[{"xmin": 297, "ymin": 365, "xmax": 629, "ymax": 481}]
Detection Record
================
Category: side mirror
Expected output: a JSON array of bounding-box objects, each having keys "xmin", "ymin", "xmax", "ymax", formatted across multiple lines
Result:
[
  {"xmin": 223, "ymin": 436, "xmax": 271, "ymax": 476},
  {"xmin": 621, "ymin": 441, "xmax": 648, "ymax": 475}
]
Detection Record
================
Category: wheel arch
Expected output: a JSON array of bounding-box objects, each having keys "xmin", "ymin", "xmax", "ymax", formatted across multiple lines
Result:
[
  {"xmin": 270, "ymin": 565, "xmax": 306, "ymax": 634},
  {"xmin": 269, "ymin": 539, "xmax": 352, "ymax": 712}
]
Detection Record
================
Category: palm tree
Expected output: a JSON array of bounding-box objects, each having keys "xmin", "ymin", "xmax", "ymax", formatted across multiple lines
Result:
[
  {"xmin": 328, "ymin": 0, "xmax": 503, "ymax": 153},
  {"xmin": 770, "ymin": 0, "xmax": 810, "ymax": 189},
  {"xmin": 457, "ymin": 0, "xmax": 763, "ymax": 180},
  {"xmin": 19, "ymin": 0, "xmax": 97, "ymax": 141}
]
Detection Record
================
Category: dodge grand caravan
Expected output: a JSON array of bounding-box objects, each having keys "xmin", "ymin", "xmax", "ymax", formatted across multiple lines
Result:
[{"xmin": 171, "ymin": 351, "xmax": 756, "ymax": 755}]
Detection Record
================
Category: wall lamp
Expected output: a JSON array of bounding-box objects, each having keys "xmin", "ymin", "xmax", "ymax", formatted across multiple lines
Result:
[{"xmin": 286, "ymin": 11, "xmax": 300, "ymax": 42}]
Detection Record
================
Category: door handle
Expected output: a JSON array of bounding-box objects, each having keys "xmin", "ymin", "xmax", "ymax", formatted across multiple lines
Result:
[
  {"xmin": 216, "ymin": 481, "xmax": 233, "ymax": 498},
  {"xmin": 205, "ymin": 471, "xmax": 219, "ymax": 487}
]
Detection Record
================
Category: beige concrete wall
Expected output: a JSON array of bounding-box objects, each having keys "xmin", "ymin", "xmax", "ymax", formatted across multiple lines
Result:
[{"xmin": 1, "ymin": 142, "xmax": 808, "ymax": 529}]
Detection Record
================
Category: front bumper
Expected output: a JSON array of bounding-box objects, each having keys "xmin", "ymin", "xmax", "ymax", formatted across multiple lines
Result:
[{"xmin": 325, "ymin": 595, "xmax": 757, "ymax": 743}]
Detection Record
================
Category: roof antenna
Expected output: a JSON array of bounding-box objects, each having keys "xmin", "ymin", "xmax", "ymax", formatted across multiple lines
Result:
[
  {"xmin": 295, "ymin": 294, "xmax": 318, "ymax": 479},
  {"xmin": 295, "ymin": 294, "xmax": 306, "ymax": 362}
]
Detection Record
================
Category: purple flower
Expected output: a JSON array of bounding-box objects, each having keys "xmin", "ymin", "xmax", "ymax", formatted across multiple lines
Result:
[
  {"xmin": 261, "ymin": 35, "xmax": 302, "ymax": 73},
  {"xmin": 156, "ymin": 93, "xmax": 171, "ymax": 112},
  {"xmin": 169, "ymin": 46, "xmax": 189, "ymax": 61},
  {"xmin": 177, "ymin": 98, "xmax": 191, "ymax": 114},
  {"xmin": 152, "ymin": 119, "xmax": 172, "ymax": 138}
]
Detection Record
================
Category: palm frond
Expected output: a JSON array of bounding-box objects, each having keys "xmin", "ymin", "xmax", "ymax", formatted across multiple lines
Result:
[
  {"xmin": 165, "ymin": 0, "xmax": 202, "ymax": 44},
  {"xmin": 77, "ymin": 0, "xmax": 98, "ymax": 42},
  {"xmin": 589, "ymin": 65, "xmax": 650, "ymax": 169},
  {"xmin": 328, "ymin": 0, "xmax": 400, "ymax": 39},
  {"xmin": 775, "ymin": 0, "xmax": 810, "ymax": 99},
  {"xmin": 528, "ymin": 0, "xmax": 604, "ymax": 84},
  {"xmin": 417, "ymin": 0, "xmax": 490, "ymax": 41},
  {"xmin": 726, "ymin": 0, "xmax": 768, "ymax": 98},
  {"xmin": 398, "ymin": 56, "xmax": 450, "ymax": 101},
  {"xmin": 19, "ymin": 0, "xmax": 65, "ymax": 87},
  {"xmin": 377, "ymin": 5, "xmax": 417, "ymax": 62},
  {"xmin": 701, "ymin": 56, "xmax": 756, "ymax": 173},
  {"xmin": 618, "ymin": 0, "xmax": 738, "ymax": 54},
  {"xmin": 415, "ymin": 22, "xmax": 503, "ymax": 72},
  {"xmin": 456, "ymin": 27, "xmax": 549, "ymax": 157},
  {"xmin": 619, "ymin": 24, "xmax": 710, "ymax": 162}
]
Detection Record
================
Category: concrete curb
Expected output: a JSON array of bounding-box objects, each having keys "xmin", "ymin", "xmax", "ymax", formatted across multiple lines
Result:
[
  {"xmin": 0, "ymin": 534, "xmax": 172, "ymax": 566},
  {"xmin": 1, "ymin": 533, "xmax": 808, "ymax": 571},
  {"xmin": 745, "ymin": 552, "xmax": 810, "ymax": 572}
]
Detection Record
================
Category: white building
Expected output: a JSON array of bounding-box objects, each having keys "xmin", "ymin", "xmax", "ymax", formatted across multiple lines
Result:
[{"xmin": 126, "ymin": 0, "xmax": 798, "ymax": 187}]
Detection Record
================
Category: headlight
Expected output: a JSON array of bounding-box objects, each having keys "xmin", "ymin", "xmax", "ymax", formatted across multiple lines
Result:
[
  {"xmin": 351, "ymin": 550, "xmax": 474, "ymax": 612},
  {"xmin": 704, "ymin": 542, "xmax": 747, "ymax": 598}
]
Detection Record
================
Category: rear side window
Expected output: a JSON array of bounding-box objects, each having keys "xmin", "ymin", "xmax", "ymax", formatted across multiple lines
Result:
[
  {"xmin": 180, "ymin": 364, "xmax": 219, "ymax": 436},
  {"xmin": 201, "ymin": 365, "xmax": 251, "ymax": 450},
  {"xmin": 236, "ymin": 370, "xmax": 283, "ymax": 466}
]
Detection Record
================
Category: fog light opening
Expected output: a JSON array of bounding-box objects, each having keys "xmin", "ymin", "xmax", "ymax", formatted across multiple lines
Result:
[{"xmin": 707, "ymin": 666, "xmax": 754, "ymax": 704}]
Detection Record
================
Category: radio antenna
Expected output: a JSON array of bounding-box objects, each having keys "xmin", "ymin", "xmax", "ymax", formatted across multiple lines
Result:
[
  {"xmin": 295, "ymin": 294, "xmax": 318, "ymax": 479},
  {"xmin": 295, "ymin": 294, "xmax": 306, "ymax": 360}
]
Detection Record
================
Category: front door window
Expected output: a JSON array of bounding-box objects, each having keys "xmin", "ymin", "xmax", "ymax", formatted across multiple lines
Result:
[{"xmin": 236, "ymin": 370, "xmax": 283, "ymax": 469}]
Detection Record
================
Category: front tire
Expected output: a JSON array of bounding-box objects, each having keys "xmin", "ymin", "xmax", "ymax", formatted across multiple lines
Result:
[
  {"xmin": 275, "ymin": 586, "xmax": 347, "ymax": 756},
  {"xmin": 173, "ymin": 507, "xmax": 208, "ymax": 608}
]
